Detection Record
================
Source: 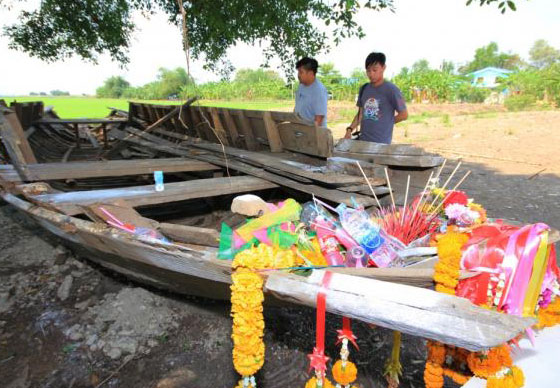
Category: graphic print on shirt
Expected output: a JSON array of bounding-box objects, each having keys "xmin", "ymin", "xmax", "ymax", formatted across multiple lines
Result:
[{"xmin": 363, "ymin": 97, "xmax": 380, "ymax": 121}]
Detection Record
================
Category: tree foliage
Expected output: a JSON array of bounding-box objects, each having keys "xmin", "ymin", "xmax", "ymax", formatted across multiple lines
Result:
[
  {"xmin": 96, "ymin": 76, "xmax": 130, "ymax": 98},
  {"xmin": 2, "ymin": 0, "xmax": 520, "ymax": 76},
  {"xmin": 459, "ymin": 42, "xmax": 522, "ymax": 74},
  {"xmin": 234, "ymin": 68, "xmax": 283, "ymax": 84},
  {"xmin": 529, "ymin": 39, "xmax": 560, "ymax": 69}
]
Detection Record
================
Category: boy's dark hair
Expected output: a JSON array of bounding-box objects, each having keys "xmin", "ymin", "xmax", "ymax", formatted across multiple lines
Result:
[
  {"xmin": 365, "ymin": 52, "xmax": 386, "ymax": 68},
  {"xmin": 296, "ymin": 57, "xmax": 319, "ymax": 74}
]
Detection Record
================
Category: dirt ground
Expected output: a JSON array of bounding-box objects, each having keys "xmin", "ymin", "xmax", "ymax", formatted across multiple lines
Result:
[{"xmin": 1, "ymin": 106, "xmax": 559, "ymax": 388}]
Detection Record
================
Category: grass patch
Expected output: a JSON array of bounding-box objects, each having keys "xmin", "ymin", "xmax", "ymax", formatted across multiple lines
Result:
[
  {"xmin": 441, "ymin": 114, "xmax": 451, "ymax": 127},
  {"xmin": 473, "ymin": 112, "xmax": 499, "ymax": 119},
  {"xmin": 5, "ymin": 96, "xmax": 293, "ymax": 118}
]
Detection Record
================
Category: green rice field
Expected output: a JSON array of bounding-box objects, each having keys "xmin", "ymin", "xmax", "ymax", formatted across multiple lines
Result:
[{"xmin": 2, "ymin": 96, "xmax": 293, "ymax": 118}]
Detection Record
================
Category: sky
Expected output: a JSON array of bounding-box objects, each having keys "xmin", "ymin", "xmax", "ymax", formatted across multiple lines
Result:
[{"xmin": 0, "ymin": 0, "xmax": 559, "ymax": 95}]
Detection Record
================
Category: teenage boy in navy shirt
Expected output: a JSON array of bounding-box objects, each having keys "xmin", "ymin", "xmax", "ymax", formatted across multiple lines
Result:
[{"xmin": 345, "ymin": 52, "xmax": 408, "ymax": 143}]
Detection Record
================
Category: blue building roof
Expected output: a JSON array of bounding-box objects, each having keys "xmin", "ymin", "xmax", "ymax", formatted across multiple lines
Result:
[{"xmin": 468, "ymin": 67, "xmax": 513, "ymax": 77}]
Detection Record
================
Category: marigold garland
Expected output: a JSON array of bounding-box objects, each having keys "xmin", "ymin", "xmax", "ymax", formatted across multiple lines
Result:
[
  {"xmin": 537, "ymin": 297, "xmax": 560, "ymax": 329},
  {"xmin": 466, "ymin": 345, "xmax": 512, "ymax": 379},
  {"xmin": 424, "ymin": 341, "xmax": 445, "ymax": 388},
  {"xmin": 433, "ymin": 232, "xmax": 469, "ymax": 294},
  {"xmin": 443, "ymin": 368, "xmax": 469, "ymax": 385},
  {"xmin": 486, "ymin": 366, "xmax": 525, "ymax": 388},
  {"xmin": 231, "ymin": 244, "xmax": 298, "ymax": 383}
]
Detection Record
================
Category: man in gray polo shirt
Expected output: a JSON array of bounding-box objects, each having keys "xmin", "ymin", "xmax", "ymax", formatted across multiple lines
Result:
[
  {"xmin": 345, "ymin": 52, "xmax": 408, "ymax": 144},
  {"xmin": 294, "ymin": 57, "xmax": 328, "ymax": 127}
]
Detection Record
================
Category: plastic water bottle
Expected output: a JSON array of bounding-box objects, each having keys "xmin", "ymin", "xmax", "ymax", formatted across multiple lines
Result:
[
  {"xmin": 154, "ymin": 171, "xmax": 164, "ymax": 192},
  {"xmin": 336, "ymin": 204, "xmax": 384, "ymax": 255}
]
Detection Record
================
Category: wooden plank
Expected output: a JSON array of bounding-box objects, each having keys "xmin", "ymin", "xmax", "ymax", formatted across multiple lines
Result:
[
  {"xmin": 333, "ymin": 151, "xmax": 444, "ymax": 168},
  {"xmin": 265, "ymin": 271, "xmax": 534, "ymax": 351},
  {"xmin": 0, "ymin": 158, "xmax": 220, "ymax": 182},
  {"xmin": 31, "ymin": 175, "xmax": 279, "ymax": 215},
  {"xmin": 191, "ymin": 143, "xmax": 371, "ymax": 187},
  {"xmin": 262, "ymin": 111, "xmax": 283, "ymax": 152},
  {"xmin": 34, "ymin": 118, "xmax": 128, "ymax": 125},
  {"xmin": 326, "ymin": 156, "xmax": 386, "ymax": 177},
  {"xmin": 274, "ymin": 122, "xmax": 333, "ymax": 158},
  {"xmin": 335, "ymin": 138, "xmax": 426, "ymax": 156},
  {"xmin": 107, "ymin": 128, "xmax": 377, "ymax": 207},
  {"xmin": 220, "ymin": 109, "xmax": 241, "ymax": 148},
  {"xmin": 236, "ymin": 110, "xmax": 259, "ymax": 151},
  {"xmin": 1, "ymin": 107, "xmax": 37, "ymax": 164},
  {"xmin": 210, "ymin": 107, "xmax": 230, "ymax": 145},
  {"xmin": 159, "ymin": 223, "xmax": 220, "ymax": 247},
  {"xmin": 0, "ymin": 109, "xmax": 32, "ymax": 180}
]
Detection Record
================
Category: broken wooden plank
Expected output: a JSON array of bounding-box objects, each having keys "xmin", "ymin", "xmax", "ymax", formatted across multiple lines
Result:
[
  {"xmin": 0, "ymin": 158, "xmax": 221, "ymax": 182},
  {"xmin": 31, "ymin": 175, "xmax": 278, "ymax": 215},
  {"xmin": 107, "ymin": 128, "xmax": 378, "ymax": 207},
  {"xmin": 159, "ymin": 223, "xmax": 220, "ymax": 247},
  {"xmin": 236, "ymin": 110, "xmax": 259, "ymax": 151},
  {"xmin": 265, "ymin": 270, "xmax": 534, "ymax": 351},
  {"xmin": 335, "ymin": 138, "xmax": 426, "ymax": 156},
  {"xmin": 333, "ymin": 150, "xmax": 444, "ymax": 168},
  {"xmin": 210, "ymin": 107, "xmax": 230, "ymax": 146},
  {"xmin": 0, "ymin": 106, "xmax": 37, "ymax": 164},
  {"xmin": 221, "ymin": 109, "xmax": 241, "ymax": 148},
  {"xmin": 274, "ymin": 122, "xmax": 333, "ymax": 158},
  {"xmin": 262, "ymin": 111, "xmax": 283, "ymax": 152},
  {"xmin": 326, "ymin": 156, "xmax": 385, "ymax": 177},
  {"xmin": 191, "ymin": 143, "xmax": 374, "ymax": 187},
  {"xmin": 33, "ymin": 118, "xmax": 128, "ymax": 125}
]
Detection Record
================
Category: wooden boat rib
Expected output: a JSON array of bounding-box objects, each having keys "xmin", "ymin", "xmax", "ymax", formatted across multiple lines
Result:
[{"xmin": 0, "ymin": 101, "xmax": 535, "ymax": 351}]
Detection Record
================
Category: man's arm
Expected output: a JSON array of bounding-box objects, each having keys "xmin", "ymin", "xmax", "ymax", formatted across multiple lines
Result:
[
  {"xmin": 344, "ymin": 107, "xmax": 363, "ymax": 139},
  {"xmin": 314, "ymin": 115, "xmax": 325, "ymax": 127},
  {"xmin": 395, "ymin": 109, "xmax": 408, "ymax": 124}
]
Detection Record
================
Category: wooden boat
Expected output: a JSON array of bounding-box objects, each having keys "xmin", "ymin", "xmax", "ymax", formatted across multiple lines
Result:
[{"xmin": 0, "ymin": 100, "xmax": 536, "ymax": 351}]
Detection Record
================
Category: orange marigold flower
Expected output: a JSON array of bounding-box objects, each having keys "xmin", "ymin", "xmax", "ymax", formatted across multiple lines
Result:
[
  {"xmin": 332, "ymin": 360, "xmax": 358, "ymax": 385},
  {"xmin": 305, "ymin": 377, "xmax": 335, "ymax": 388}
]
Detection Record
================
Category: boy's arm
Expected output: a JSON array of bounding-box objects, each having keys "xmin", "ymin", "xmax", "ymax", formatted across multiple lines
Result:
[
  {"xmin": 393, "ymin": 85, "xmax": 408, "ymax": 124},
  {"xmin": 344, "ymin": 108, "xmax": 363, "ymax": 139},
  {"xmin": 395, "ymin": 109, "xmax": 408, "ymax": 124}
]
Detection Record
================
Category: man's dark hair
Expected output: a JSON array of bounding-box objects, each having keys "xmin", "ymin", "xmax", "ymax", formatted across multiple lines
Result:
[
  {"xmin": 365, "ymin": 52, "xmax": 386, "ymax": 68},
  {"xmin": 296, "ymin": 57, "xmax": 319, "ymax": 74}
]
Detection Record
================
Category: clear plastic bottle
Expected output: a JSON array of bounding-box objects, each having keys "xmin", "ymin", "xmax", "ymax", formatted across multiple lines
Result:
[
  {"xmin": 154, "ymin": 171, "xmax": 164, "ymax": 192},
  {"xmin": 336, "ymin": 204, "xmax": 384, "ymax": 255}
]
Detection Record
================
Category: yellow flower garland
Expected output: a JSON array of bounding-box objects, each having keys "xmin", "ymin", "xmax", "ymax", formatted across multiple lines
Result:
[
  {"xmin": 231, "ymin": 244, "xmax": 298, "ymax": 382},
  {"xmin": 433, "ymin": 232, "xmax": 469, "ymax": 294}
]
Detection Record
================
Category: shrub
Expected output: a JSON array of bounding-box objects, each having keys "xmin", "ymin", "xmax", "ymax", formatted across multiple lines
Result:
[{"xmin": 504, "ymin": 94, "xmax": 537, "ymax": 111}]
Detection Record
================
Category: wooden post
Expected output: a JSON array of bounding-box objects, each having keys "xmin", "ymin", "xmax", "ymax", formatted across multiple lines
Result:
[
  {"xmin": 263, "ymin": 111, "xmax": 283, "ymax": 152},
  {"xmin": 74, "ymin": 123, "xmax": 80, "ymax": 149},
  {"xmin": 102, "ymin": 123, "xmax": 108, "ymax": 149}
]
